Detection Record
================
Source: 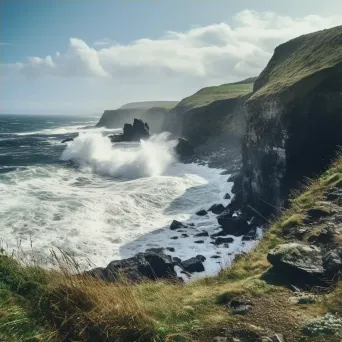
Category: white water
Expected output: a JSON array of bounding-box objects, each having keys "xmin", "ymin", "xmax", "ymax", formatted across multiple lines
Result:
[{"xmin": 0, "ymin": 129, "xmax": 259, "ymax": 278}]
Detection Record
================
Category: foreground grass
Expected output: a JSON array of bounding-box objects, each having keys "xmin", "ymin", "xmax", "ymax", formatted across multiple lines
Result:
[{"xmin": 1, "ymin": 155, "xmax": 342, "ymax": 341}]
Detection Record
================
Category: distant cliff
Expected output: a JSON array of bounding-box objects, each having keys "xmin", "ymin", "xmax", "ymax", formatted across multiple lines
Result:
[
  {"xmin": 96, "ymin": 106, "xmax": 170, "ymax": 134},
  {"xmin": 120, "ymin": 101, "xmax": 178, "ymax": 110},
  {"xmin": 236, "ymin": 25, "xmax": 342, "ymax": 216},
  {"xmin": 162, "ymin": 77, "xmax": 256, "ymax": 146}
]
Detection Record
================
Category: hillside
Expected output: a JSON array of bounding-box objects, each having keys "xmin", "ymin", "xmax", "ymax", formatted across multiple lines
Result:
[
  {"xmin": 251, "ymin": 26, "xmax": 342, "ymax": 101},
  {"xmin": 120, "ymin": 101, "xmax": 178, "ymax": 110},
  {"xmin": 175, "ymin": 77, "xmax": 256, "ymax": 112}
]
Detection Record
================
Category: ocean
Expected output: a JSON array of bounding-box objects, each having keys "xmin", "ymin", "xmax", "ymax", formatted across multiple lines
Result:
[{"xmin": 0, "ymin": 114, "xmax": 258, "ymax": 278}]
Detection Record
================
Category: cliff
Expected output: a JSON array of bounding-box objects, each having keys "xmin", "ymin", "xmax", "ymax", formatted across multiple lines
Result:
[
  {"xmin": 237, "ymin": 25, "xmax": 342, "ymax": 217},
  {"xmin": 162, "ymin": 77, "xmax": 256, "ymax": 146}
]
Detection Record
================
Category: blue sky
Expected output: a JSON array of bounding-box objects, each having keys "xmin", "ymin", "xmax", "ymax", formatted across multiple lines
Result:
[{"xmin": 1, "ymin": 0, "xmax": 342, "ymax": 114}]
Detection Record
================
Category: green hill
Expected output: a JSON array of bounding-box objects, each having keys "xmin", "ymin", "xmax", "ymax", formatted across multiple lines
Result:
[
  {"xmin": 120, "ymin": 101, "xmax": 178, "ymax": 110},
  {"xmin": 176, "ymin": 77, "xmax": 256, "ymax": 111},
  {"xmin": 251, "ymin": 25, "xmax": 342, "ymax": 101}
]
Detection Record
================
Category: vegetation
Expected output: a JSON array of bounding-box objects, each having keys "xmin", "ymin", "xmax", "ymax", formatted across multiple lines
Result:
[
  {"xmin": 1, "ymin": 155, "xmax": 341, "ymax": 341},
  {"xmin": 251, "ymin": 25, "xmax": 342, "ymax": 101},
  {"xmin": 119, "ymin": 101, "xmax": 179, "ymax": 110},
  {"xmin": 176, "ymin": 77, "xmax": 256, "ymax": 110}
]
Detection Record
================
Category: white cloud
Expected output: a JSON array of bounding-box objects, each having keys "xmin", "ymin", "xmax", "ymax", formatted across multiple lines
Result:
[
  {"xmin": 7, "ymin": 10, "xmax": 341, "ymax": 83},
  {"xmin": 2, "ymin": 10, "xmax": 342, "ymax": 113}
]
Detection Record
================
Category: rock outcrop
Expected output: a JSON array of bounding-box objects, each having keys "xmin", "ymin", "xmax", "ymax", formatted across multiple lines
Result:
[
  {"xmin": 109, "ymin": 118, "xmax": 150, "ymax": 142},
  {"xmin": 267, "ymin": 243, "xmax": 324, "ymax": 280},
  {"xmin": 236, "ymin": 26, "xmax": 342, "ymax": 217},
  {"xmin": 87, "ymin": 248, "xmax": 176, "ymax": 282}
]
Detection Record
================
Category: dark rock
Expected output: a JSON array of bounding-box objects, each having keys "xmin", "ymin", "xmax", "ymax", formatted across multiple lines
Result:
[
  {"xmin": 267, "ymin": 243, "xmax": 324, "ymax": 280},
  {"xmin": 242, "ymin": 229, "xmax": 257, "ymax": 241},
  {"xmin": 61, "ymin": 137, "xmax": 74, "ymax": 143},
  {"xmin": 214, "ymin": 237, "xmax": 234, "ymax": 245},
  {"xmin": 227, "ymin": 173, "xmax": 238, "ymax": 183},
  {"xmin": 88, "ymin": 248, "xmax": 176, "ymax": 282},
  {"xmin": 166, "ymin": 247, "xmax": 175, "ymax": 252},
  {"xmin": 217, "ymin": 215, "xmax": 250, "ymax": 236},
  {"xmin": 170, "ymin": 220, "xmax": 186, "ymax": 230},
  {"xmin": 307, "ymin": 208, "xmax": 332, "ymax": 220},
  {"xmin": 110, "ymin": 118, "xmax": 150, "ymax": 142},
  {"xmin": 211, "ymin": 255, "xmax": 221, "ymax": 259},
  {"xmin": 196, "ymin": 209, "xmax": 208, "ymax": 216},
  {"xmin": 181, "ymin": 233, "xmax": 189, "ymax": 238},
  {"xmin": 181, "ymin": 257, "xmax": 205, "ymax": 273},
  {"xmin": 188, "ymin": 223, "xmax": 195, "ymax": 227},
  {"xmin": 249, "ymin": 216, "xmax": 265, "ymax": 229},
  {"xmin": 323, "ymin": 249, "xmax": 342, "ymax": 276},
  {"xmin": 194, "ymin": 231, "xmax": 209, "ymax": 237},
  {"xmin": 208, "ymin": 204, "xmax": 225, "ymax": 215},
  {"xmin": 196, "ymin": 255, "xmax": 206, "ymax": 262},
  {"xmin": 170, "ymin": 236, "xmax": 178, "ymax": 240},
  {"xmin": 175, "ymin": 137, "xmax": 194, "ymax": 157},
  {"xmin": 223, "ymin": 193, "xmax": 231, "ymax": 200},
  {"xmin": 210, "ymin": 230, "xmax": 228, "ymax": 239},
  {"xmin": 219, "ymin": 170, "xmax": 230, "ymax": 175},
  {"xmin": 173, "ymin": 257, "xmax": 182, "ymax": 264},
  {"xmin": 194, "ymin": 240, "xmax": 205, "ymax": 244},
  {"xmin": 229, "ymin": 299, "xmax": 253, "ymax": 315}
]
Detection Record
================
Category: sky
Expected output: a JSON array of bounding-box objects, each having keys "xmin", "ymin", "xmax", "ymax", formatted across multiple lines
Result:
[{"xmin": 1, "ymin": 0, "xmax": 342, "ymax": 115}]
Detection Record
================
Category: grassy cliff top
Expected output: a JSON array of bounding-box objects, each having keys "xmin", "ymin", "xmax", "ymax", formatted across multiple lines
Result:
[
  {"xmin": 176, "ymin": 77, "xmax": 256, "ymax": 111},
  {"xmin": 120, "ymin": 101, "xmax": 178, "ymax": 110},
  {"xmin": 251, "ymin": 25, "xmax": 342, "ymax": 101}
]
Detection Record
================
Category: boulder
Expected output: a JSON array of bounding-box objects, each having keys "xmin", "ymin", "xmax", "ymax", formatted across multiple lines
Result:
[
  {"xmin": 181, "ymin": 257, "xmax": 205, "ymax": 273},
  {"xmin": 196, "ymin": 255, "xmax": 206, "ymax": 262},
  {"xmin": 196, "ymin": 209, "xmax": 208, "ymax": 216},
  {"xmin": 194, "ymin": 231, "xmax": 209, "ymax": 237},
  {"xmin": 214, "ymin": 237, "xmax": 234, "ymax": 245},
  {"xmin": 173, "ymin": 257, "xmax": 182, "ymax": 264},
  {"xmin": 210, "ymin": 230, "xmax": 229, "ymax": 239},
  {"xmin": 267, "ymin": 243, "xmax": 324, "ymax": 280},
  {"xmin": 170, "ymin": 220, "xmax": 186, "ymax": 230},
  {"xmin": 194, "ymin": 240, "xmax": 205, "ymax": 244},
  {"xmin": 217, "ymin": 214, "xmax": 250, "ymax": 236},
  {"xmin": 323, "ymin": 249, "xmax": 342, "ymax": 276},
  {"xmin": 229, "ymin": 299, "xmax": 253, "ymax": 315},
  {"xmin": 166, "ymin": 247, "xmax": 175, "ymax": 252},
  {"xmin": 208, "ymin": 204, "xmax": 225, "ymax": 215},
  {"xmin": 175, "ymin": 137, "xmax": 194, "ymax": 157},
  {"xmin": 223, "ymin": 193, "xmax": 231, "ymax": 200},
  {"xmin": 87, "ymin": 248, "xmax": 176, "ymax": 282}
]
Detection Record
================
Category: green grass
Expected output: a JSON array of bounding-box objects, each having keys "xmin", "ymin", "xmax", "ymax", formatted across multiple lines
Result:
[
  {"xmin": 251, "ymin": 25, "xmax": 342, "ymax": 101},
  {"xmin": 120, "ymin": 101, "xmax": 178, "ymax": 110},
  {"xmin": 176, "ymin": 77, "xmax": 256, "ymax": 110}
]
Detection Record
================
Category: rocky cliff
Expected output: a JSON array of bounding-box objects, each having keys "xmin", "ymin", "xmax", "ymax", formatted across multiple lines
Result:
[
  {"xmin": 162, "ymin": 78, "xmax": 256, "ymax": 146},
  {"xmin": 237, "ymin": 25, "xmax": 342, "ymax": 217}
]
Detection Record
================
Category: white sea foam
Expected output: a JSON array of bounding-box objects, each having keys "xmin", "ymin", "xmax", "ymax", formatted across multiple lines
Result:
[
  {"xmin": 0, "ymin": 128, "xmax": 259, "ymax": 278},
  {"xmin": 14, "ymin": 125, "xmax": 119, "ymax": 136},
  {"xmin": 60, "ymin": 132, "xmax": 177, "ymax": 178}
]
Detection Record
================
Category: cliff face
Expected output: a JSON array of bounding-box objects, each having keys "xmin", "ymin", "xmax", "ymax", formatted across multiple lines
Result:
[
  {"xmin": 162, "ymin": 78, "xmax": 256, "ymax": 146},
  {"xmin": 96, "ymin": 107, "xmax": 169, "ymax": 134},
  {"xmin": 238, "ymin": 26, "xmax": 342, "ymax": 217}
]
